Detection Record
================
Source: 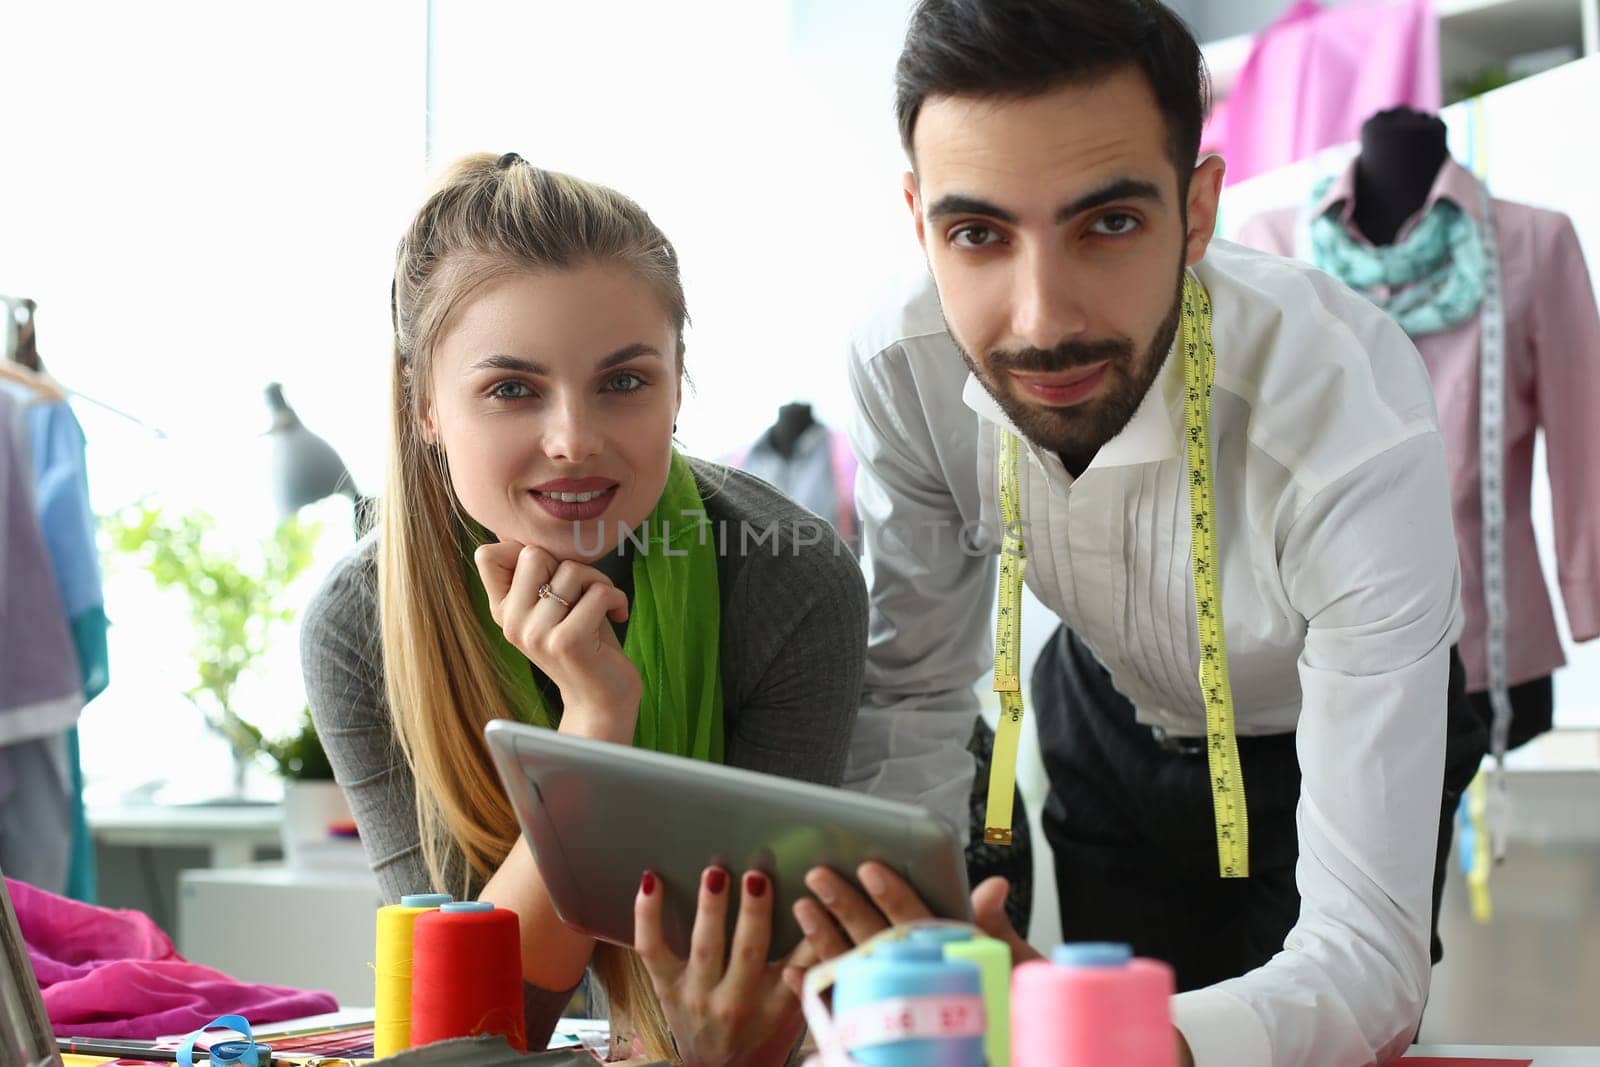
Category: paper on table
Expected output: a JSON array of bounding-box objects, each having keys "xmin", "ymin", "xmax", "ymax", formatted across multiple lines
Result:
[{"xmin": 1404, "ymin": 1059, "xmax": 1534, "ymax": 1066}]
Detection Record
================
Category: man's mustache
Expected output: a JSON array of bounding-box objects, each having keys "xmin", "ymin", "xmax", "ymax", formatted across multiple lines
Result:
[{"xmin": 987, "ymin": 338, "xmax": 1132, "ymax": 373}]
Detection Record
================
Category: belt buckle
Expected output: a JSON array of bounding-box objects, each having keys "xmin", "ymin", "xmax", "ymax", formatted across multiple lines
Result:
[{"xmin": 1151, "ymin": 725, "xmax": 1204, "ymax": 757}]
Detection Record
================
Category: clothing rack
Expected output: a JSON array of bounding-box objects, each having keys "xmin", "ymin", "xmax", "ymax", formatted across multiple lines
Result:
[{"xmin": 2, "ymin": 294, "xmax": 169, "ymax": 437}]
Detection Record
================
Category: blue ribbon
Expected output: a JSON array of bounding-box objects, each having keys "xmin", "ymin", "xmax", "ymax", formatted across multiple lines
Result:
[{"xmin": 177, "ymin": 1015, "xmax": 271, "ymax": 1067}]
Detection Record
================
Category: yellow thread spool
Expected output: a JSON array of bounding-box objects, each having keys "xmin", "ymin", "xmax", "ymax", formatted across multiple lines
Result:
[{"xmin": 374, "ymin": 894, "xmax": 451, "ymax": 1057}]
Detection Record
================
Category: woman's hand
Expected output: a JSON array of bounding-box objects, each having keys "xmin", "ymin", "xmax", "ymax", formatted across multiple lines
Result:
[
  {"xmin": 634, "ymin": 866, "xmax": 811, "ymax": 1067},
  {"xmin": 474, "ymin": 541, "xmax": 640, "ymax": 743}
]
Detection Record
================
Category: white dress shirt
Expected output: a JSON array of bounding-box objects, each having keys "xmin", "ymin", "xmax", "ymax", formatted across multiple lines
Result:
[{"xmin": 844, "ymin": 238, "xmax": 1464, "ymax": 1067}]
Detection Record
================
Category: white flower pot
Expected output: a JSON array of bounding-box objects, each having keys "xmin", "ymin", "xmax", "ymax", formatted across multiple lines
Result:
[{"xmin": 280, "ymin": 780, "xmax": 355, "ymax": 869}]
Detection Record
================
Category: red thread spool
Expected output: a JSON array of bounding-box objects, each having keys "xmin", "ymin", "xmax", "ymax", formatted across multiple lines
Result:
[{"xmin": 410, "ymin": 901, "xmax": 525, "ymax": 1051}]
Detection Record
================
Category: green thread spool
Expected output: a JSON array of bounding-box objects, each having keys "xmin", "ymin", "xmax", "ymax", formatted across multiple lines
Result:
[{"xmin": 909, "ymin": 928, "xmax": 1012, "ymax": 1066}]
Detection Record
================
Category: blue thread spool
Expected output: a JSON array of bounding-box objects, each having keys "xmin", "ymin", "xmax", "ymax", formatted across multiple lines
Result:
[
  {"xmin": 908, "ymin": 928, "xmax": 1011, "ymax": 1067},
  {"xmin": 832, "ymin": 941, "xmax": 985, "ymax": 1066},
  {"xmin": 1053, "ymin": 942, "xmax": 1132, "ymax": 967}
]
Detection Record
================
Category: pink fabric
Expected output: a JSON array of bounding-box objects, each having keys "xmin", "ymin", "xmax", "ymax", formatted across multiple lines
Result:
[
  {"xmin": 7, "ymin": 876, "xmax": 338, "ymax": 1038},
  {"xmin": 1236, "ymin": 158, "xmax": 1600, "ymax": 692},
  {"xmin": 1205, "ymin": 0, "xmax": 1440, "ymax": 186}
]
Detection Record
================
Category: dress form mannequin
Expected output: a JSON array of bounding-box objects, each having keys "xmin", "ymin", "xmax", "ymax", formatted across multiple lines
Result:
[
  {"xmin": 1353, "ymin": 106, "xmax": 1554, "ymax": 748},
  {"xmin": 764, "ymin": 401, "xmax": 817, "ymax": 460},
  {"xmin": 1351, "ymin": 106, "xmax": 1448, "ymax": 245}
]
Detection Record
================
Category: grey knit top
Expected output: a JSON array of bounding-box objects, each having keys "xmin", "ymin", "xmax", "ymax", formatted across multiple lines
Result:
[{"xmin": 299, "ymin": 459, "xmax": 867, "ymax": 1044}]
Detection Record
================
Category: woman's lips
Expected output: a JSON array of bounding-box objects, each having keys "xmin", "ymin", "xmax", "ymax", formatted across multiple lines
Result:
[
  {"xmin": 1010, "ymin": 362, "xmax": 1110, "ymax": 406},
  {"xmin": 528, "ymin": 484, "xmax": 618, "ymax": 521}
]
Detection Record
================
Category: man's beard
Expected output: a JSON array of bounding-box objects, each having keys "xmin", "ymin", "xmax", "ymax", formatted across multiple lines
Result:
[{"xmin": 948, "ymin": 267, "xmax": 1185, "ymax": 473}]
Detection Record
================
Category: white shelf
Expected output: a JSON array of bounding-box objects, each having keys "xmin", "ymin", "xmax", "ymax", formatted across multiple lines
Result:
[
  {"xmin": 1200, "ymin": 30, "xmax": 1254, "ymax": 99},
  {"xmin": 1200, "ymin": 0, "xmax": 1599, "ymax": 105}
]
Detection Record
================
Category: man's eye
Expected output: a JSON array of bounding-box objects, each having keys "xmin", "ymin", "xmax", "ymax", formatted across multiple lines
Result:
[
  {"xmin": 950, "ymin": 224, "xmax": 1002, "ymax": 249},
  {"xmin": 1090, "ymin": 213, "xmax": 1140, "ymax": 236}
]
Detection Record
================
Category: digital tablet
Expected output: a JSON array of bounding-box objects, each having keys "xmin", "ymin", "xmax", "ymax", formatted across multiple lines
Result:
[{"xmin": 484, "ymin": 718, "xmax": 971, "ymax": 962}]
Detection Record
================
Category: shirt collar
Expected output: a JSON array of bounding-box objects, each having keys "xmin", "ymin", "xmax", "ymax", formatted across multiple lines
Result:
[
  {"xmin": 1313, "ymin": 155, "xmax": 1485, "ymax": 240},
  {"xmin": 959, "ymin": 327, "xmax": 1184, "ymax": 472}
]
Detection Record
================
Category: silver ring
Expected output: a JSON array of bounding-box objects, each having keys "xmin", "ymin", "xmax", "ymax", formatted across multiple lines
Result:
[{"xmin": 536, "ymin": 582, "xmax": 573, "ymax": 609}]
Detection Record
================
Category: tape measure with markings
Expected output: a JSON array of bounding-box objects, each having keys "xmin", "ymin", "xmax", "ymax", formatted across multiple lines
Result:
[
  {"xmin": 983, "ymin": 270, "xmax": 1250, "ymax": 879},
  {"xmin": 1466, "ymin": 99, "xmax": 1512, "ymax": 920}
]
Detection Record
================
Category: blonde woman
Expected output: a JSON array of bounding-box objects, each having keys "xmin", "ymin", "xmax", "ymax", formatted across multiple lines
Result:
[{"xmin": 301, "ymin": 152, "xmax": 867, "ymax": 1064}]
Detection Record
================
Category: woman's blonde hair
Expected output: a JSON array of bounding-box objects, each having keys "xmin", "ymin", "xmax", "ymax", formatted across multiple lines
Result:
[{"xmin": 379, "ymin": 152, "xmax": 686, "ymax": 1059}]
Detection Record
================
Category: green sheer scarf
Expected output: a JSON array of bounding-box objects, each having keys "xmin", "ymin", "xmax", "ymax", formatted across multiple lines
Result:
[{"xmin": 467, "ymin": 451, "xmax": 724, "ymax": 762}]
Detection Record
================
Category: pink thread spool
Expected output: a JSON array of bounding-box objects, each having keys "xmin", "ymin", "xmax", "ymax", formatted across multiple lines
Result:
[{"xmin": 1011, "ymin": 943, "xmax": 1175, "ymax": 1067}]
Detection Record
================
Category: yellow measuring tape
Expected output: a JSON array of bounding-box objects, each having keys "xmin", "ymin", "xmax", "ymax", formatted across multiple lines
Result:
[
  {"xmin": 983, "ymin": 431, "xmax": 1028, "ymax": 844},
  {"xmin": 984, "ymin": 271, "xmax": 1250, "ymax": 878},
  {"xmin": 1465, "ymin": 772, "xmax": 1493, "ymax": 923}
]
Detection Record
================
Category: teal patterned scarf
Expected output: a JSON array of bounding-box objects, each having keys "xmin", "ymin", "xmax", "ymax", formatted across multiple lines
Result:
[{"xmin": 1309, "ymin": 177, "xmax": 1488, "ymax": 337}]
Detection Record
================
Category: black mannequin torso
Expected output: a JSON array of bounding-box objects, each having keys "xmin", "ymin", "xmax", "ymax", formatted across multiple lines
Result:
[
  {"xmin": 765, "ymin": 402, "xmax": 817, "ymax": 460},
  {"xmin": 1352, "ymin": 106, "xmax": 1449, "ymax": 246}
]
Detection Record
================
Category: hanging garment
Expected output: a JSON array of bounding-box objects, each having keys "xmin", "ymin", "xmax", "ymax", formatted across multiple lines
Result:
[
  {"xmin": 728, "ymin": 422, "xmax": 858, "ymax": 552},
  {"xmin": 16, "ymin": 392, "xmax": 108, "ymax": 702},
  {"xmin": 1205, "ymin": 0, "xmax": 1440, "ymax": 187},
  {"xmin": 9, "ymin": 388, "xmax": 107, "ymax": 902},
  {"xmin": 0, "ymin": 735, "xmax": 72, "ymax": 895},
  {"xmin": 0, "ymin": 389, "xmax": 81, "ymax": 743},
  {"xmin": 1237, "ymin": 157, "xmax": 1600, "ymax": 703},
  {"xmin": 0, "ymin": 388, "xmax": 83, "ymax": 894},
  {"xmin": 6, "ymin": 876, "xmax": 338, "ymax": 1037}
]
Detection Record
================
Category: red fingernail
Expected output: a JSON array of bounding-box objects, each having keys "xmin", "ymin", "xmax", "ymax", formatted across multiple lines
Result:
[
  {"xmin": 640, "ymin": 870, "xmax": 656, "ymax": 896},
  {"xmin": 744, "ymin": 872, "xmax": 768, "ymax": 899},
  {"xmin": 705, "ymin": 868, "xmax": 728, "ymax": 894}
]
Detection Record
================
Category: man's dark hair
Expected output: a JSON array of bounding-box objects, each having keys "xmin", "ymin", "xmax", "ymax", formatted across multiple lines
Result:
[{"xmin": 894, "ymin": 0, "xmax": 1210, "ymax": 180}]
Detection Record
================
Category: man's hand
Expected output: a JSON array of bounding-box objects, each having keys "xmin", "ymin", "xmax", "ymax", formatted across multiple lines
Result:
[
  {"xmin": 968, "ymin": 875, "xmax": 1041, "ymax": 964},
  {"xmin": 784, "ymin": 863, "xmax": 1041, "ymax": 993}
]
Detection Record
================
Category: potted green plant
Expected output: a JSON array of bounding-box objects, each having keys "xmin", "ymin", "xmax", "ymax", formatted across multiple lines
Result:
[{"xmin": 103, "ymin": 503, "xmax": 322, "ymax": 798}]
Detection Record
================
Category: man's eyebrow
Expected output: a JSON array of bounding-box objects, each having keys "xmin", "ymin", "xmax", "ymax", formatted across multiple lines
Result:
[
  {"xmin": 469, "ymin": 343, "xmax": 663, "ymax": 376},
  {"xmin": 923, "ymin": 178, "xmax": 1164, "ymax": 227},
  {"xmin": 924, "ymin": 194, "xmax": 1019, "ymax": 224},
  {"xmin": 1056, "ymin": 178, "xmax": 1163, "ymax": 222}
]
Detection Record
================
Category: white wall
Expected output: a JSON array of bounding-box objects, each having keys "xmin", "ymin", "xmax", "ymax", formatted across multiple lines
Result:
[
  {"xmin": 0, "ymin": 2, "xmax": 427, "ymax": 796},
  {"xmin": 427, "ymin": 0, "xmax": 919, "ymax": 464}
]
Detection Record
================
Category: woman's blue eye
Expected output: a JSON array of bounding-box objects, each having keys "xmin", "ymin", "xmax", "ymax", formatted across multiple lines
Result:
[
  {"xmin": 489, "ymin": 380, "xmax": 532, "ymax": 400},
  {"xmin": 950, "ymin": 224, "xmax": 1001, "ymax": 249},
  {"xmin": 1090, "ymin": 213, "xmax": 1140, "ymax": 236},
  {"xmin": 606, "ymin": 371, "xmax": 646, "ymax": 393}
]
